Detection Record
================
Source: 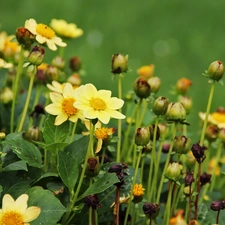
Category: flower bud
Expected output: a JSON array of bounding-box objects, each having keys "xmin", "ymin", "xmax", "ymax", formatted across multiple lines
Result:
[
  {"xmin": 16, "ymin": 27, "xmax": 34, "ymax": 50},
  {"xmin": 158, "ymin": 123, "xmax": 169, "ymax": 138},
  {"xmin": 111, "ymin": 54, "xmax": 128, "ymax": 74},
  {"xmin": 0, "ymin": 87, "xmax": 13, "ymax": 104},
  {"xmin": 149, "ymin": 124, "xmax": 160, "ymax": 141},
  {"xmin": 28, "ymin": 46, "xmax": 45, "ymax": 66},
  {"xmin": 164, "ymin": 102, "xmax": 186, "ymax": 122},
  {"xmin": 142, "ymin": 142, "xmax": 152, "ymax": 154},
  {"xmin": 147, "ymin": 76, "xmax": 161, "ymax": 93},
  {"xmin": 84, "ymin": 194, "xmax": 101, "ymax": 210},
  {"xmin": 165, "ymin": 162, "xmax": 182, "ymax": 182},
  {"xmin": 162, "ymin": 143, "xmax": 170, "ymax": 154},
  {"xmin": 67, "ymin": 73, "xmax": 82, "ymax": 87},
  {"xmin": 183, "ymin": 186, "xmax": 192, "ymax": 196},
  {"xmin": 133, "ymin": 77, "xmax": 151, "ymax": 99},
  {"xmin": 178, "ymin": 96, "xmax": 192, "ymax": 114},
  {"xmin": 200, "ymin": 172, "xmax": 211, "ymax": 186},
  {"xmin": 142, "ymin": 203, "xmax": 160, "ymax": 219},
  {"xmin": 188, "ymin": 220, "xmax": 201, "ymax": 225},
  {"xmin": 191, "ymin": 143, "xmax": 207, "ymax": 163},
  {"xmin": 69, "ymin": 56, "xmax": 82, "ymax": 72},
  {"xmin": 51, "ymin": 56, "xmax": 65, "ymax": 70},
  {"xmin": 45, "ymin": 65, "xmax": 59, "ymax": 81},
  {"xmin": 173, "ymin": 135, "xmax": 190, "ymax": 155},
  {"xmin": 85, "ymin": 156, "xmax": 100, "ymax": 177},
  {"xmin": 0, "ymin": 132, "xmax": 6, "ymax": 140},
  {"xmin": 137, "ymin": 64, "xmax": 155, "ymax": 79},
  {"xmin": 132, "ymin": 184, "xmax": 145, "ymax": 204},
  {"xmin": 135, "ymin": 127, "xmax": 150, "ymax": 146},
  {"xmin": 218, "ymin": 128, "xmax": 225, "ymax": 142},
  {"xmin": 210, "ymin": 200, "xmax": 225, "ymax": 211},
  {"xmin": 185, "ymin": 171, "xmax": 195, "ymax": 185},
  {"xmin": 205, "ymin": 125, "xmax": 218, "ymax": 142},
  {"xmin": 152, "ymin": 96, "xmax": 169, "ymax": 116},
  {"xmin": 176, "ymin": 78, "xmax": 192, "ymax": 95},
  {"xmin": 22, "ymin": 126, "xmax": 41, "ymax": 142},
  {"xmin": 207, "ymin": 60, "xmax": 224, "ymax": 81}
]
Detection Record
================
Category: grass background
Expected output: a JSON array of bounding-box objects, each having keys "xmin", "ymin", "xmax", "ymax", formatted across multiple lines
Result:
[{"xmin": 1, "ymin": 0, "xmax": 225, "ymax": 138}]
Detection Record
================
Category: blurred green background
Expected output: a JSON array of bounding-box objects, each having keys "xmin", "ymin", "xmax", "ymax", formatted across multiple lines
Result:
[{"xmin": 1, "ymin": 0, "xmax": 225, "ymax": 138}]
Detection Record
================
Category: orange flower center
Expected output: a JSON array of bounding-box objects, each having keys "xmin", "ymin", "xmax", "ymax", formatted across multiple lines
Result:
[
  {"xmin": 95, "ymin": 128, "xmax": 110, "ymax": 139},
  {"xmin": 0, "ymin": 211, "xmax": 24, "ymax": 225},
  {"xmin": 132, "ymin": 184, "xmax": 145, "ymax": 197},
  {"xmin": 36, "ymin": 24, "xmax": 55, "ymax": 39},
  {"xmin": 62, "ymin": 98, "xmax": 77, "ymax": 116},
  {"xmin": 90, "ymin": 98, "xmax": 106, "ymax": 110},
  {"xmin": 211, "ymin": 112, "xmax": 225, "ymax": 123}
]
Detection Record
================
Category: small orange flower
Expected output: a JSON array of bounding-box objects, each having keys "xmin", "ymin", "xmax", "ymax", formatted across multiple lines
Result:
[
  {"xmin": 137, "ymin": 64, "xmax": 155, "ymax": 79},
  {"xmin": 132, "ymin": 184, "xmax": 145, "ymax": 197},
  {"xmin": 169, "ymin": 210, "xmax": 187, "ymax": 225},
  {"xmin": 176, "ymin": 77, "xmax": 192, "ymax": 95}
]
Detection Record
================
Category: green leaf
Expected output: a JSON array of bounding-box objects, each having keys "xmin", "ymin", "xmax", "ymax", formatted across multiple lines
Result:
[
  {"xmin": 33, "ymin": 172, "xmax": 59, "ymax": 185},
  {"xmin": 3, "ymin": 160, "xmax": 27, "ymax": 171},
  {"xmin": 0, "ymin": 68, "xmax": 8, "ymax": 89},
  {"xmin": 27, "ymin": 187, "xmax": 67, "ymax": 225},
  {"xmin": 44, "ymin": 142, "xmax": 68, "ymax": 152},
  {"xmin": 42, "ymin": 115, "xmax": 70, "ymax": 146},
  {"xmin": 77, "ymin": 173, "xmax": 119, "ymax": 201},
  {"xmin": 57, "ymin": 150, "xmax": 79, "ymax": 191},
  {"xmin": 3, "ymin": 139, "xmax": 42, "ymax": 168}
]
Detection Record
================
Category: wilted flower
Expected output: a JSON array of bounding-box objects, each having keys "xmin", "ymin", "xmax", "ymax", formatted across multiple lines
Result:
[
  {"xmin": 84, "ymin": 194, "xmax": 101, "ymax": 210},
  {"xmin": 200, "ymin": 172, "xmax": 211, "ymax": 186},
  {"xmin": 25, "ymin": 18, "xmax": 67, "ymax": 51},
  {"xmin": 86, "ymin": 156, "xmax": 100, "ymax": 177},
  {"xmin": 50, "ymin": 19, "xmax": 83, "ymax": 39},
  {"xmin": 133, "ymin": 77, "xmax": 151, "ymax": 99},
  {"xmin": 142, "ymin": 203, "xmax": 160, "ymax": 219},
  {"xmin": 185, "ymin": 171, "xmax": 195, "ymax": 185},
  {"xmin": 74, "ymin": 83, "xmax": 125, "ymax": 124},
  {"xmin": 191, "ymin": 143, "xmax": 207, "ymax": 163},
  {"xmin": 0, "ymin": 194, "xmax": 41, "ymax": 225},
  {"xmin": 210, "ymin": 200, "xmax": 225, "ymax": 211},
  {"xmin": 137, "ymin": 64, "xmax": 155, "ymax": 79},
  {"xmin": 16, "ymin": 27, "xmax": 34, "ymax": 49}
]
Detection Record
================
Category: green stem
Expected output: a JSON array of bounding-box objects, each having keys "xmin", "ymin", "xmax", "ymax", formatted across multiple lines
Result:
[
  {"xmin": 194, "ymin": 162, "xmax": 201, "ymax": 220},
  {"xmin": 116, "ymin": 74, "xmax": 123, "ymax": 162},
  {"xmin": 17, "ymin": 66, "xmax": 37, "ymax": 132},
  {"xmin": 10, "ymin": 48, "xmax": 24, "ymax": 132},
  {"xmin": 69, "ymin": 121, "xmax": 78, "ymax": 143},
  {"xmin": 156, "ymin": 122, "xmax": 177, "ymax": 204},
  {"xmin": 164, "ymin": 182, "xmax": 174, "ymax": 225},
  {"xmin": 200, "ymin": 82, "xmax": 215, "ymax": 146}
]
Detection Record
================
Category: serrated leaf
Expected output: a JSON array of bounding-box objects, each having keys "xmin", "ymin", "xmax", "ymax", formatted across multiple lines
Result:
[
  {"xmin": 3, "ymin": 160, "xmax": 27, "ymax": 171},
  {"xmin": 3, "ymin": 139, "xmax": 42, "ymax": 168},
  {"xmin": 42, "ymin": 115, "xmax": 69, "ymax": 146},
  {"xmin": 77, "ymin": 173, "xmax": 119, "ymax": 201},
  {"xmin": 57, "ymin": 150, "xmax": 79, "ymax": 191},
  {"xmin": 27, "ymin": 187, "xmax": 66, "ymax": 225}
]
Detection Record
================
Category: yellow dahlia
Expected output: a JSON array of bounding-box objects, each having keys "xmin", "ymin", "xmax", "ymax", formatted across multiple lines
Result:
[
  {"xmin": 25, "ymin": 18, "xmax": 66, "ymax": 51},
  {"xmin": 74, "ymin": 83, "xmax": 125, "ymax": 124},
  {"xmin": 50, "ymin": 19, "xmax": 83, "ymax": 39},
  {"xmin": 45, "ymin": 83, "xmax": 84, "ymax": 125},
  {"xmin": 0, "ymin": 194, "xmax": 40, "ymax": 225},
  {"xmin": 47, "ymin": 80, "xmax": 65, "ymax": 94}
]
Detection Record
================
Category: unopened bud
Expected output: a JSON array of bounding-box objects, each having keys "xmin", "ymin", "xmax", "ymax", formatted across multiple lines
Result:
[
  {"xmin": 45, "ymin": 65, "xmax": 59, "ymax": 81},
  {"xmin": 84, "ymin": 194, "xmax": 101, "ymax": 210},
  {"xmin": 85, "ymin": 157, "xmax": 100, "ymax": 177},
  {"xmin": 135, "ymin": 127, "xmax": 150, "ymax": 146},
  {"xmin": 183, "ymin": 186, "xmax": 192, "ymax": 196},
  {"xmin": 164, "ymin": 102, "xmax": 186, "ymax": 122},
  {"xmin": 22, "ymin": 126, "xmax": 41, "ymax": 142},
  {"xmin": 200, "ymin": 172, "xmax": 211, "ymax": 186},
  {"xmin": 210, "ymin": 200, "xmax": 225, "ymax": 211},
  {"xmin": 176, "ymin": 78, "xmax": 192, "ymax": 95},
  {"xmin": 218, "ymin": 128, "xmax": 225, "ymax": 142},
  {"xmin": 16, "ymin": 27, "xmax": 34, "ymax": 49},
  {"xmin": 0, "ymin": 87, "xmax": 13, "ymax": 104},
  {"xmin": 207, "ymin": 60, "xmax": 224, "ymax": 81},
  {"xmin": 188, "ymin": 220, "xmax": 201, "ymax": 225},
  {"xmin": 152, "ymin": 96, "xmax": 169, "ymax": 116},
  {"xmin": 205, "ymin": 125, "xmax": 218, "ymax": 142},
  {"xmin": 137, "ymin": 64, "xmax": 155, "ymax": 79},
  {"xmin": 147, "ymin": 76, "xmax": 161, "ymax": 93},
  {"xmin": 142, "ymin": 203, "xmax": 160, "ymax": 219},
  {"xmin": 67, "ymin": 73, "xmax": 82, "ymax": 86},
  {"xmin": 111, "ymin": 54, "xmax": 128, "ymax": 74},
  {"xmin": 162, "ymin": 143, "xmax": 170, "ymax": 154},
  {"xmin": 69, "ymin": 56, "xmax": 82, "ymax": 72},
  {"xmin": 178, "ymin": 96, "xmax": 192, "ymax": 114},
  {"xmin": 185, "ymin": 171, "xmax": 195, "ymax": 185},
  {"xmin": 28, "ymin": 46, "xmax": 45, "ymax": 66},
  {"xmin": 184, "ymin": 152, "xmax": 196, "ymax": 169},
  {"xmin": 173, "ymin": 135, "xmax": 190, "ymax": 155},
  {"xmin": 133, "ymin": 77, "xmax": 151, "ymax": 99},
  {"xmin": 51, "ymin": 56, "xmax": 65, "ymax": 70},
  {"xmin": 158, "ymin": 123, "xmax": 169, "ymax": 138},
  {"xmin": 165, "ymin": 162, "xmax": 182, "ymax": 182}
]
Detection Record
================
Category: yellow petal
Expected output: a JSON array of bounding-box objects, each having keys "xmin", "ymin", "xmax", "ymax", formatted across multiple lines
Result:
[
  {"xmin": 55, "ymin": 113, "xmax": 68, "ymax": 125},
  {"xmin": 23, "ymin": 206, "xmax": 41, "ymax": 222},
  {"xmin": 15, "ymin": 194, "xmax": 28, "ymax": 212},
  {"xmin": 2, "ymin": 194, "xmax": 15, "ymax": 211}
]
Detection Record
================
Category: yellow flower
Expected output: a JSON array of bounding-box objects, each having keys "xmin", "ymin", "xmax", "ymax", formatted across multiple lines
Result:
[
  {"xmin": 50, "ymin": 19, "xmax": 83, "ymax": 39},
  {"xmin": 45, "ymin": 83, "xmax": 84, "ymax": 125},
  {"xmin": 0, "ymin": 194, "xmax": 41, "ymax": 225},
  {"xmin": 0, "ymin": 132, "xmax": 6, "ymax": 139},
  {"xmin": 169, "ymin": 210, "xmax": 187, "ymax": 225},
  {"xmin": 74, "ymin": 83, "xmax": 125, "ymax": 124},
  {"xmin": 199, "ymin": 107, "xmax": 225, "ymax": 128},
  {"xmin": 137, "ymin": 64, "xmax": 155, "ymax": 79},
  {"xmin": 132, "ymin": 184, "xmax": 145, "ymax": 197},
  {"xmin": 25, "ymin": 18, "xmax": 66, "ymax": 51},
  {"xmin": 0, "ymin": 58, "xmax": 13, "ymax": 69},
  {"xmin": 3, "ymin": 35, "xmax": 21, "ymax": 58},
  {"xmin": 47, "ymin": 80, "xmax": 65, "ymax": 94},
  {"xmin": 94, "ymin": 127, "xmax": 116, "ymax": 153}
]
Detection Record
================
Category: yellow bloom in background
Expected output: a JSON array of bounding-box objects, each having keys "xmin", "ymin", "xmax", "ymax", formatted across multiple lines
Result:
[
  {"xmin": 169, "ymin": 210, "xmax": 187, "ymax": 225},
  {"xmin": 74, "ymin": 83, "xmax": 125, "ymax": 124},
  {"xmin": 0, "ymin": 58, "xmax": 13, "ymax": 69},
  {"xmin": 50, "ymin": 19, "xmax": 83, "ymax": 39},
  {"xmin": 94, "ymin": 127, "xmax": 116, "ymax": 153},
  {"xmin": 132, "ymin": 184, "xmax": 145, "ymax": 197},
  {"xmin": 199, "ymin": 107, "xmax": 225, "ymax": 128},
  {"xmin": 3, "ymin": 35, "xmax": 21, "ymax": 58},
  {"xmin": 45, "ymin": 83, "xmax": 84, "ymax": 125},
  {"xmin": 25, "ymin": 18, "xmax": 66, "ymax": 51},
  {"xmin": 0, "ymin": 132, "xmax": 6, "ymax": 139},
  {"xmin": 137, "ymin": 64, "xmax": 155, "ymax": 79},
  {"xmin": 47, "ymin": 80, "xmax": 65, "ymax": 94},
  {"xmin": 0, "ymin": 194, "xmax": 40, "ymax": 225}
]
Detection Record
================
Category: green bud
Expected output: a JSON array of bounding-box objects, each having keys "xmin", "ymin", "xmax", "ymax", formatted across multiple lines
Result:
[
  {"xmin": 147, "ymin": 76, "xmax": 161, "ymax": 93},
  {"xmin": 158, "ymin": 123, "xmax": 169, "ymax": 138},
  {"xmin": 173, "ymin": 135, "xmax": 190, "ymax": 155},
  {"xmin": 178, "ymin": 96, "xmax": 192, "ymax": 114},
  {"xmin": 51, "ymin": 56, "xmax": 65, "ymax": 70},
  {"xmin": 184, "ymin": 152, "xmax": 196, "ymax": 170},
  {"xmin": 28, "ymin": 46, "xmax": 45, "ymax": 66},
  {"xmin": 69, "ymin": 56, "xmax": 82, "ymax": 72},
  {"xmin": 183, "ymin": 186, "xmax": 192, "ymax": 196},
  {"xmin": 165, "ymin": 162, "xmax": 182, "ymax": 182},
  {"xmin": 133, "ymin": 77, "xmax": 151, "ymax": 99},
  {"xmin": 207, "ymin": 60, "xmax": 224, "ymax": 81},
  {"xmin": 85, "ymin": 156, "xmax": 100, "ymax": 177},
  {"xmin": 22, "ymin": 126, "xmax": 41, "ymax": 142},
  {"xmin": 164, "ymin": 102, "xmax": 186, "ymax": 122},
  {"xmin": 152, "ymin": 96, "xmax": 169, "ymax": 116},
  {"xmin": 135, "ymin": 127, "xmax": 150, "ymax": 146},
  {"xmin": 111, "ymin": 53, "xmax": 128, "ymax": 74}
]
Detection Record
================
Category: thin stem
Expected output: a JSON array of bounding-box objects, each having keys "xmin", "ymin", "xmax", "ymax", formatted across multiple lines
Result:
[
  {"xmin": 200, "ymin": 81, "xmax": 215, "ymax": 146},
  {"xmin": 116, "ymin": 74, "xmax": 123, "ymax": 162},
  {"xmin": 10, "ymin": 48, "xmax": 24, "ymax": 132},
  {"xmin": 69, "ymin": 121, "xmax": 78, "ymax": 143},
  {"xmin": 115, "ymin": 186, "xmax": 121, "ymax": 225},
  {"xmin": 194, "ymin": 162, "xmax": 201, "ymax": 220},
  {"xmin": 17, "ymin": 66, "xmax": 37, "ymax": 132},
  {"xmin": 164, "ymin": 181, "xmax": 174, "ymax": 225},
  {"xmin": 188, "ymin": 184, "xmax": 193, "ymax": 223},
  {"xmin": 216, "ymin": 210, "xmax": 220, "ymax": 224},
  {"xmin": 156, "ymin": 122, "xmax": 177, "ymax": 203}
]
